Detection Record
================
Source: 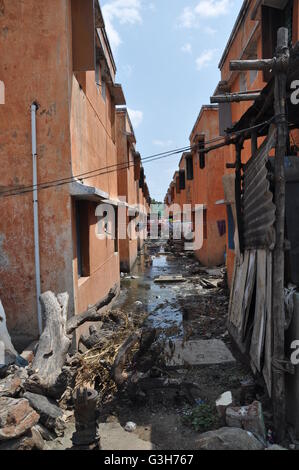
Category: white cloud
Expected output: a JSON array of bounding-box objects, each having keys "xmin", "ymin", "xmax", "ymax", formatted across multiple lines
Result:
[
  {"xmin": 204, "ymin": 26, "xmax": 217, "ymax": 35},
  {"xmin": 196, "ymin": 49, "xmax": 217, "ymax": 70},
  {"xmin": 195, "ymin": 0, "xmax": 230, "ymax": 17},
  {"xmin": 181, "ymin": 43, "xmax": 192, "ymax": 54},
  {"xmin": 177, "ymin": 0, "xmax": 231, "ymax": 29},
  {"xmin": 122, "ymin": 64, "xmax": 134, "ymax": 77},
  {"xmin": 153, "ymin": 139, "xmax": 174, "ymax": 148},
  {"xmin": 177, "ymin": 6, "xmax": 198, "ymax": 29},
  {"xmin": 127, "ymin": 108, "xmax": 143, "ymax": 128},
  {"xmin": 147, "ymin": 3, "xmax": 156, "ymax": 12},
  {"xmin": 102, "ymin": 0, "xmax": 142, "ymax": 51}
]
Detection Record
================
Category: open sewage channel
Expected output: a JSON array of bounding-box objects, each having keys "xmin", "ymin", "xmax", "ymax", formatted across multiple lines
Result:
[{"xmin": 46, "ymin": 240, "xmax": 274, "ymax": 450}]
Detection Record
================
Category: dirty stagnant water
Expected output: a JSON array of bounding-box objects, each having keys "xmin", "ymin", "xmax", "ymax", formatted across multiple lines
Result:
[
  {"xmin": 47, "ymin": 240, "xmax": 269, "ymax": 451},
  {"xmin": 112, "ymin": 240, "xmax": 230, "ymax": 341}
]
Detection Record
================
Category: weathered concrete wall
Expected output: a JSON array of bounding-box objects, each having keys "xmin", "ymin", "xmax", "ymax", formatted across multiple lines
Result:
[
  {"xmin": 219, "ymin": 1, "xmax": 266, "ymax": 286},
  {"xmin": 71, "ymin": 200, "xmax": 119, "ymax": 316},
  {"xmin": 220, "ymin": 0, "xmax": 299, "ymax": 286},
  {"xmin": 71, "ymin": 72, "xmax": 118, "ymax": 198},
  {"xmin": 70, "ymin": 68, "xmax": 120, "ymax": 317},
  {"xmin": 0, "ymin": 0, "xmax": 74, "ymax": 349},
  {"xmin": 0, "ymin": 0, "xmax": 124, "ymax": 347},
  {"xmin": 116, "ymin": 110, "xmax": 138, "ymax": 272},
  {"xmin": 137, "ymin": 187, "xmax": 147, "ymax": 251},
  {"xmin": 189, "ymin": 107, "xmax": 226, "ymax": 267}
]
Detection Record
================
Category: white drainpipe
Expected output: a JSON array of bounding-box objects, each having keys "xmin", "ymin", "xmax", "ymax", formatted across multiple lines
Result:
[{"xmin": 31, "ymin": 103, "xmax": 42, "ymax": 335}]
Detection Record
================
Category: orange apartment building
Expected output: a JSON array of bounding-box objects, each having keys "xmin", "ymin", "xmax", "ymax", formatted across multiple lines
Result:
[
  {"xmin": 189, "ymin": 106, "xmax": 226, "ymax": 267},
  {"xmin": 139, "ymin": 178, "xmax": 151, "ymax": 250},
  {"xmin": 0, "ymin": 0, "xmax": 148, "ymax": 348},
  {"xmin": 215, "ymin": 0, "xmax": 299, "ymax": 285},
  {"xmin": 165, "ymin": 106, "xmax": 226, "ymax": 267},
  {"xmin": 116, "ymin": 108, "xmax": 140, "ymax": 272}
]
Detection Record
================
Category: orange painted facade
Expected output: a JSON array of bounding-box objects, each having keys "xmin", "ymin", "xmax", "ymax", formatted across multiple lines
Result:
[
  {"xmin": 137, "ymin": 179, "xmax": 150, "ymax": 251},
  {"xmin": 189, "ymin": 107, "xmax": 226, "ymax": 267},
  {"xmin": 116, "ymin": 109, "xmax": 139, "ymax": 272},
  {"xmin": 165, "ymin": 106, "xmax": 226, "ymax": 267},
  {"xmin": 166, "ymin": 0, "xmax": 299, "ymax": 277},
  {"xmin": 0, "ymin": 0, "xmax": 149, "ymax": 348}
]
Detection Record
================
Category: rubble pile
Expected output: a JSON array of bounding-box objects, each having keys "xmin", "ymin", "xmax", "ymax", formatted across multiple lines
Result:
[
  {"xmin": 75, "ymin": 309, "xmax": 149, "ymax": 400},
  {"xmin": 0, "ymin": 243, "xmax": 291, "ymax": 451},
  {"xmin": 0, "ymin": 289, "xmax": 182, "ymax": 450}
]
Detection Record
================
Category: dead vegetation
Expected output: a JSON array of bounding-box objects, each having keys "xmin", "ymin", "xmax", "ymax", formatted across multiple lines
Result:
[{"xmin": 75, "ymin": 309, "xmax": 147, "ymax": 400}]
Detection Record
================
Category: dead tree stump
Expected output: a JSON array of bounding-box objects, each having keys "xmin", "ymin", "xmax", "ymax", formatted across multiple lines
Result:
[{"xmin": 28, "ymin": 292, "xmax": 71, "ymax": 397}]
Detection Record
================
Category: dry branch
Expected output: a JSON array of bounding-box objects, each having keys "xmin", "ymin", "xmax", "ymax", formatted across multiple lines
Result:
[
  {"xmin": 112, "ymin": 330, "xmax": 142, "ymax": 386},
  {"xmin": 66, "ymin": 285, "xmax": 118, "ymax": 335}
]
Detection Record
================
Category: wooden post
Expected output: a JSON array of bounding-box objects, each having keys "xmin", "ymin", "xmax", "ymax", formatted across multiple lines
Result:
[
  {"xmin": 235, "ymin": 140, "xmax": 244, "ymax": 254},
  {"xmin": 210, "ymin": 93, "xmax": 261, "ymax": 103},
  {"xmin": 230, "ymin": 58, "xmax": 275, "ymax": 71},
  {"xmin": 272, "ymin": 27, "xmax": 289, "ymax": 441}
]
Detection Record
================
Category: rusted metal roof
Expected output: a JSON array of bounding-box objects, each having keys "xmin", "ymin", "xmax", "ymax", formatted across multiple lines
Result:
[{"xmin": 242, "ymin": 127, "xmax": 277, "ymax": 249}]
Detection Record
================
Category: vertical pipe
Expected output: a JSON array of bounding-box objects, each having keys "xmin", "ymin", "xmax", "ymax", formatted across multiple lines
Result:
[{"xmin": 31, "ymin": 103, "xmax": 42, "ymax": 335}]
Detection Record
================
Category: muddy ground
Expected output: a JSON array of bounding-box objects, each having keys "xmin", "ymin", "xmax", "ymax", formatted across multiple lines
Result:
[
  {"xmin": 44, "ymin": 240, "xmax": 274, "ymax": 451},
  {"xmin": 92, "ymin": 241, "xmax": 272, "ymax": 450}
]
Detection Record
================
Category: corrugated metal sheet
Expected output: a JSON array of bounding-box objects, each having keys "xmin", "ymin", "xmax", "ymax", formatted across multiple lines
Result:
[{"xmin": 242, "ymin": 127, "xmax": 277, "ymax": 249}]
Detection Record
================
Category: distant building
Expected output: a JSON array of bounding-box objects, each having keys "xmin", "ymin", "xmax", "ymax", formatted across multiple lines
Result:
[
  {"xmin": 189, "ymin": 106, "xmax": 226, "ymax": 267},
  {"xmin": 165, "ymin": 106, "xmax": 226, "ymax": 267},
  {"xmin": 0, "ymin": 0, "xmax": 149, "ymax": 347},
  {"xmin": 116, "ymin": 108, "xmax": 140, "ymax": 272}
]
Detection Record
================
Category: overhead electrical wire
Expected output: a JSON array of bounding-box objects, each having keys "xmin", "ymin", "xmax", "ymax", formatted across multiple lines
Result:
[
  {"xmin": 0, "ymin": 145, "xmax": 195, "ymax": 199},
  {"xmin": 0, "ymin": 118, "xmax": 275, "ymax": 199},
  {"xmin": 0, "ymin": 143, "xmax": 194, "ymax": 197}
]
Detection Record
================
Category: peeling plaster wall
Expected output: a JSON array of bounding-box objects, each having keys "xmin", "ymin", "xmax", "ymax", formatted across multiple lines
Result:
[
  {"xmin": 70, "ymin": 63, "xmax": 120, "ymax": 321},
  {"xmin": 116, "ymin": 111, "xmax": 138, "ymax": 272},
  {"xmin": 0, "ymin": 0, "xmax": 74, "ymax": 349},
  {"xmin": 189, "ymin": 108, "xmax": 226, "ymax": 267}
]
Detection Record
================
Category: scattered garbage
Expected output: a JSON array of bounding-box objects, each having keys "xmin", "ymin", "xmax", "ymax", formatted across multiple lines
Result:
[
  {"xmin": 226, "ymin": 401, "xmax": 266, "ymax": 442},
  {"xmin": 124, "ymin": 421, "xmax": 137, "ymax": 433},
  {"xmin": 154, "ymin": 275, "xmax": 187, "ymax": 283},
  {"xmin": 0, "ymin": 241, "xmax": 281, "ymax": 451},
  {"xmin": 216, "ymin": 391, "xmax": 233, "ymax": 420}
]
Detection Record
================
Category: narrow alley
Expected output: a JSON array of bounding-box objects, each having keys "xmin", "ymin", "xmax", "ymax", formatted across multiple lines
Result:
[
  {"xmin": 1, "ymin": 0, "xmax": 299, "ymax": 457},
  {"xmin": 42, "ymin": 240, "xmax": 269, "ymax": 451}
]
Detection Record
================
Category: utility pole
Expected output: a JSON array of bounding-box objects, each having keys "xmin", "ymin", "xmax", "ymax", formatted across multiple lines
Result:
[{"xmin": 272, "ymin": 27, "xmax": 289, "ymax": 440}]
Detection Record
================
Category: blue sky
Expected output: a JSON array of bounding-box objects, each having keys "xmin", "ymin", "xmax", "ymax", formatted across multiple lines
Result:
[{"xmin": 101, "ymin": 0, "xmax": 243, "ymax": 201}]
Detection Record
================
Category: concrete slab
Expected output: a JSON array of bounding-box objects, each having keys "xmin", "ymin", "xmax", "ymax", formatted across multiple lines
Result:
[
  {"xmin": 164, "ymin": 339, "xmax": 236, "ymax": 367},
  {"xmin": 154, "ymin": 275, "xmax": 186, "ymax": 283},
  {"xmin": 98, "ymin": 422, "xmax": 154, "ymax": 450}
]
